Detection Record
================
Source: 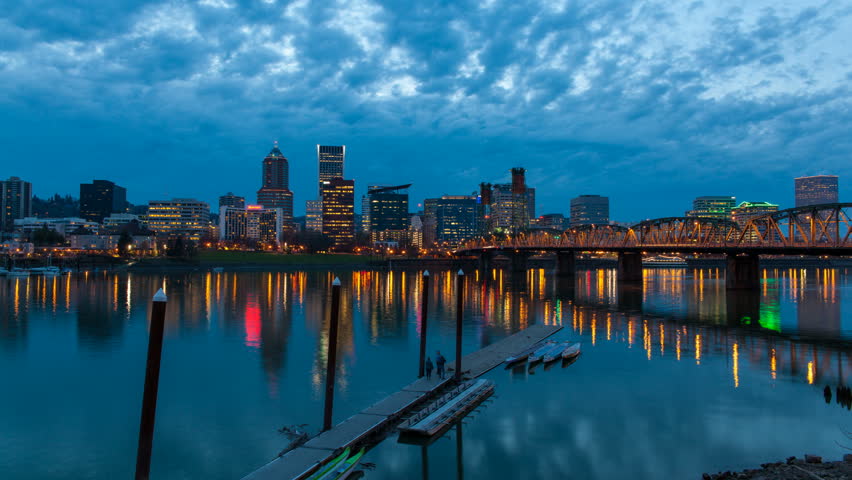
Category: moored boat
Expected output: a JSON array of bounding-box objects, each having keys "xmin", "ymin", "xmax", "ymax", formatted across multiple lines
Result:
[
  {"xmin": 8, "ymin": 268, "xmax": 30, "ymax": 278},
  {"xmin": 542, "ymin": 342, "xmax": 572, "ymax": 363},
  {"xmin": 561, "ymin": 343, "xmax": 581, "ymax": 359},
  {"xmin": 528, "ymin": 342, "xmax": 563, "ymax": 363},
  {"xmin": 503, "ymin": 340, "xmax": 554, "ymax": 365}
]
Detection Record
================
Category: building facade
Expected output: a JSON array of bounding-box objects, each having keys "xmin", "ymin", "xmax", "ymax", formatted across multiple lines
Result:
[
  {"xmin": 318, "ymin": 145, "xmax": 345, "ymax": 188},
  {"xmin": 256, "ymin": 143, "xmax": 294, "ymax": 229},
  {"xmin": 219, "ymin": 192, "xmax": 246, "ymax": 211},
  {"xmin": 570, "ymin": 195, "xmax": 609, "ymax": 226},
  {"xmin": 321, "ymin": 178, "xmax": 355, "ymax": 247},
  {"xmin": 368, "ymin": 185, "xmax": 410, "ymax": 244},
  {"xmin": 424, "ymin": 195, "xmax": 479, "ymax": 246},
  {"xmin": 13, "ymin": 217, "xmax": 100, "ymax": 236},
  {"xmin": 1, "ymin": 176, "xmax": 32, "ymax": 231},
  {"xmin": 795, "ymin": 175, "xmax": 839, "ymax": 207},
  {"xmin": 219, "ymin": 205, "xmax": 284, "ymax": 247},
  {"xmin": 533, "ymin": 213, "xmax": 567, "ymax": 231},
  {"xmin": 686, "ymin": 196, "xmax": 736, "ymax": 220},
  {"xmin": 485, "ymin": 168, "xmax": 535, "ymax": 234},
  {"xmin": 305, "ymin": 199, "xmax": 323, "ymax": 232},
  {"xmin": 146, "ymin": 198, "xmax": 210, "ymax": 242},
  {"xmin": 80, "ymin": 180, "xmax": 127, "ymax": 223},
  {"xmin": 732, "ymin": 201, "xmax": 779, "ymax": 242}
]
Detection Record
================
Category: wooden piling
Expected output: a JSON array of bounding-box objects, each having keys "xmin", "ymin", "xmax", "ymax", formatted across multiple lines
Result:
[
  {"xmin": 419, "ymin": 270, "xmax": 430, "ymax": 378},
  {"xmin": 134, "ymin": 289, "xmax": 168, "ymax": 480},
  {"xmin": 323, "ymin": 277, "xmax": 342, "ymax": 431},
  {"xmin": 455, "ymin": 269, "xmax": 464, "ymax": 382}
]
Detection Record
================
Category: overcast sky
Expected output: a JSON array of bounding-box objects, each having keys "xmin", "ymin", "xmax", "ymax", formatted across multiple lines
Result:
[{"xmin": 2, "ymin": 0, "xmax": 850, "ymax": 221}]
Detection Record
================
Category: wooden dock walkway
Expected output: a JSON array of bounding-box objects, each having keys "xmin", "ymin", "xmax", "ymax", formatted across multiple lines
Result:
[{"xmin": 241, "ymin": 324, "xmax": 562, "ymax": 480}]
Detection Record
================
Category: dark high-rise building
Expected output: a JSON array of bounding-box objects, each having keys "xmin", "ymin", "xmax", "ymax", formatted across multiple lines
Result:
[
  {"xmin": 368, "ymin": 185, "xmax": 410, "ymax": 244},
  {"xmin": 1, "ymin": 176, "xmax": 32, "ymax": 231},
  {"xmin": 795, "ymin": 175, "xmax": 838, "ymax": 207},
  {"xmin": 219, "ymin": 192, "xmax": 245, "ymax": 211},
  {"xmin": 424, "ymin": 195, "xmax": 479, "ymax": 246},
  {"xmin": 321, "ymin": 178, "xmax": 355, "ymax": 247},
  {"xmin": 317, "ymin": 145, "xmax": 345, "ymax": 190},
  {"xmin": 79, "ymin": 180, "xmax": 127, "ymax": 223},
  {"xmin": 570, "ymin": 195, "xmax": 609, "ymax": 225},
  {"xmin": 686, "ymin": 196, "xmax": 736, "ymax": 220},
  {"xmin": 256, "ymin": 142, "xmax": 294, "ymax": 229},
  {"xmin": 487, "ymin": 168, "xmax": 534, "ymax": 234}
]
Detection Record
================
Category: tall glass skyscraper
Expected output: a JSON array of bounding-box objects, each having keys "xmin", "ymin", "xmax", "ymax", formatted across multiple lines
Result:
[
  {"xmin": 795, "ymin": 175, "xmax": 838, "ymax": 207},
  {"xmin": 368, "ymin": 185, "xmax": 410, "ymax": 244},
  {"xmin": 256, "ymin": 142, "xmax": 293, "ymax": 229},
  {"xmin": 317, "ymin": 145, "xmax": 345, "ymax": 190},
  {"xmin": 321, "ymin": 178, "xmax": 355, "ymax": 247}
]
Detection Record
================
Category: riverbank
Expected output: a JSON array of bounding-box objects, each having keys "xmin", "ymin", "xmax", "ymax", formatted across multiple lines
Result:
[{"xmin": 703, "ymin": 455, "xmax": 852, "ymax": 479}]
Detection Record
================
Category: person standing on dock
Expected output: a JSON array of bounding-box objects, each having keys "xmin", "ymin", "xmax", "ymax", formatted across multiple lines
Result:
[
  {"xmin": 425, "ymin": 357, "xmax": 434, "ymax": 380},
  {"xmin": 435, "ymin": 351, "xmax": 446, "ymax": 379}
]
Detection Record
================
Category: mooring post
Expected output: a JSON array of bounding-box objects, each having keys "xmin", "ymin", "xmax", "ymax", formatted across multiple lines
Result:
[
  {"xmin": 134, "ymin": 288, "xmax": 168, "ymax": 480},
  {"xmin": 323, "ymin": 277, "xmax": 342, "ymax": 431},
  {"xmin": 421, "ymin": 444, "xmax": 429, "ymax": 480},
  {"xmin": 418, "ymin": 270, "xmax": 430, "ymax": 378},
  {"xmin": 456, "ymin": 421, "xmax": 464, "ymax": 480},
  {"xmin": 455, "ymin": 269, "xmax": 464, "ymax": 382}
]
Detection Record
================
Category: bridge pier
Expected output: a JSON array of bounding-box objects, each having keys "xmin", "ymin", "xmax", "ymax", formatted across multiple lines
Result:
[
  {"xmin": 617, "ymin": 284, "xmax": 643, "ymax": 312},
  {"xmin": 617, "ymin": 252, "xmax": 643, "ymax": 283},
  {"xmin": 509, "ymin": 251, "xmax": 531, "ymax": 275},
  {"xmin": 726, "ymin": 254, "xmax": 760, "ymax": 289},
  {"xmin": 477, "ymin": 251, "xmax": 493, "ymax": 279},
  {"xmin": 555, "ymin": 251, "xmax": 575, "ymax": 277}
]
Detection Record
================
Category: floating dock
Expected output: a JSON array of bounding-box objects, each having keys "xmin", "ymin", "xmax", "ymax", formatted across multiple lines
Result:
[
  {"xmin": 241, "ymin": 324, "xmax": 562, "ymax": 480},
  {"xmin": 399, "ymin": 379, "xmax": 495, "ymax": 436}
]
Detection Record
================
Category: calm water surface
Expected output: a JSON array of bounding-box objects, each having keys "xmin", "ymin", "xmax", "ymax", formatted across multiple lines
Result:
[{"xmin": 1, "ymin": 267, "xmax": 851, "ymax": 479}]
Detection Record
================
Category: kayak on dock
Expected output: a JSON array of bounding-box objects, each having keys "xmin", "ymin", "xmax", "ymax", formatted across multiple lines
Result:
[
  {"xmin": 399, "ymin": 379, "xmax": 494, "ymax": 437},
  {"xmin": 307, "ymin": 448, "xmax": 350, "ymax": 480},
  {"xmin": 322, "ymin": 448, "xmax": 364, "ymax": 480},
  {"xmin": 503, "ymin": 340, "xmax": 554, "ymax": 365}
]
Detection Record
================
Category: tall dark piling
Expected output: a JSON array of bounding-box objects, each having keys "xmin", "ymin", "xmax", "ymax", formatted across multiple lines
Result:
[
  {"xmin": 323, "ymin": 277, "xmax": 342, "ymax": 431},
  {"xmin": 455, "ymin": 269, "xmax": 464, "ymax": 382},
  {"xmin": 135, "ymin": 289, "xmax": 168, "ymax": 480},
  {"xmin": 419, "ymin": 270, "xmax": 430, "ymax": 378}
]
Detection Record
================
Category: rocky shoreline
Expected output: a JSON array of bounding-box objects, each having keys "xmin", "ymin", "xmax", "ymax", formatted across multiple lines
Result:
[{"xmin": 703, "ymin": 454, "xmax": 852, "ymax": 479}]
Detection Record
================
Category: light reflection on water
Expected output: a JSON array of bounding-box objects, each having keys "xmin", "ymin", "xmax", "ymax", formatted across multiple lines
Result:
[{"xmin": 0, "ymin": 267, "xmax": 850, "ymax": 479}]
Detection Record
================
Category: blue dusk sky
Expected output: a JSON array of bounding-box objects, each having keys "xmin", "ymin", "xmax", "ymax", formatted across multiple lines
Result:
[{"xmin": 1, "ymin": 0, "xmax": 850, "ymax": 222}]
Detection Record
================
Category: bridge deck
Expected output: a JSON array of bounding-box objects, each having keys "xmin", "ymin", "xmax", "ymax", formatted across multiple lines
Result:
[{"xmin": 240, "ymin": 324, "xmax": 562, "ymax": 480}]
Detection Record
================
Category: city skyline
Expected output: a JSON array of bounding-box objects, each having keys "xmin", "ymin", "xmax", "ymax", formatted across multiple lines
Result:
[{"xmin": 2, "ymin": 1, "xmax": 850, "ymax": 221}]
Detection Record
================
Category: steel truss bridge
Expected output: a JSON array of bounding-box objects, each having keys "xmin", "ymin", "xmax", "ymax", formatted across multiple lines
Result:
[{"xmin": 455, "ymin": 203, "xmax": 852, "ymax": 288}]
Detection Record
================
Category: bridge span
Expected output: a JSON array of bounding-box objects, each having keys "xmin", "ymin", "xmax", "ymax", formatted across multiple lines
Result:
[{"xmin": 456, "ymin": 203, "xmax": 852, "ymax": 288}]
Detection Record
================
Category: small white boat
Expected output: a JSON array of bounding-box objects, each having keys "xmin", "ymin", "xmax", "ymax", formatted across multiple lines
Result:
[
  {"xmin": 529, "ymin": 342, "xmax": 563, "ymax": 363},
  {"xmin": 0, "ymin": 267, "xmax": 9, "ymax": 275},
  {"xmin": 504, "ymin": 340, "xmax": 554, "ymax": 365},
  {"xmin": 542, "ymin": 343, "xmax": 571, "ymax": 363},
  {"xmin": 31, "ymin": 266, "xmax": 60, "ymax": 276},
  {"xmin": 561, "ymin": 343, "xmax": 582, "ymax": 360},
  {"xmin": 212, "ymin": 267, "xmax": 224, "ymax": 273},
  {"xmin": 61, "ymin": 268, "xmax": 74, "ymax": 275}
]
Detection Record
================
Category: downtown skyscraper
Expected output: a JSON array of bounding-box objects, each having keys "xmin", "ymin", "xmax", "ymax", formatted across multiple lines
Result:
[
  {"xmin": 795, "ymin": 175, "xmax": 839, "ymax": 207},
  {"xmin": 317, "ymin": 145, "xmax": 345, "ymax": 189},
  {"xmin": 1, "ymin": 176, "xmax": 32, "ymax": 231},
  {"xmin": 256, "ymin": 142, "xmax": 293, "ymax": 229}
]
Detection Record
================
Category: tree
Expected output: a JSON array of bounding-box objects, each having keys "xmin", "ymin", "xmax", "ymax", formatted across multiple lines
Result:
[{"xmin": 117, "ymin": 231, "xmax": 133, "ymax": 256}]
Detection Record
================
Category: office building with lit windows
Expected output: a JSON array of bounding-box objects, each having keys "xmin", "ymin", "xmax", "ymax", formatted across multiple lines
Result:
[
  {"xmin": 321, "ymin": 178, "xmax": 355, "ymax": 247},
  {"xmin": 795, "ymin": 175, "xmax": 838, "ymax": 207},
  {"xmin": 318, "ymin": 145, "xmax": 345, "ymax": 188},
  {"xmin": 1, "ymin": 176, "xmax": 32, "ymax": 231},
  {"xmin": 218, "ymin": 192, "xmax": 245, "ymax": 211},
  {"xmin": 146, "ymin": 198, "xmax": 210, "ymax": 241},
  {"xmin": 80, "ymin": 179, "xmax": 126, "ymax": 223},
  {"xmin": 483, "ymin": 168, "xmax": 535, "ymax": 234},
  {"xmin": 732, "ymin": 201, "xmax": 779, "ymax": 242},
  {"xmin": 220, "ymin": 205, "xmax": 284, "ymax": 247},
  {"xmin": 570, "ymin": 195, "xmax": 609, "ymax": 226},
  {"xmin": 256, "ymin": 143, "xmax": 293, "ymax": 229},
  {"xmin": 368, "ymin": 184, "xmax": 410, "ymax": 244},
  {"xmin": 305, "ymin": 199, "xmax": 323, "ymax": 232},
  {"xmin": 686, "ymin": 196, "xmax": 736, "ymax": 220},
  {"xmin": 423, "ymin": 195, "xmax": 479, "ymax": 246}
]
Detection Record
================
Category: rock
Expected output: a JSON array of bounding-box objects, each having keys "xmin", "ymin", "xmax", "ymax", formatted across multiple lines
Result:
[
  {"xmin": 786, "ymin": 456, "xmax": 796, "ymax": 465},
  {"xmin": 844, "ymin": 453, "xmax": 852, "ymax": 462},
  {"xmin": 702, "ymin": 474, "xmax": 712, "ymax": 480},
  {"xmin": 805, "ymin": 454, "xmax": 822, "ymax": 463}
]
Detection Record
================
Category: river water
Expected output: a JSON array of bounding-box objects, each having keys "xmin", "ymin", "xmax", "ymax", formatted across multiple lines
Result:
[{"xmin": 1, "ymin": 267, "xmax": 850, "ymax": 479}]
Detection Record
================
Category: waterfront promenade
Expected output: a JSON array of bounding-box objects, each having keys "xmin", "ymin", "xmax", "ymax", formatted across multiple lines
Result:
[{"xmin": 242, "ymin": 324, "xmax": 562, "ymax": 480}]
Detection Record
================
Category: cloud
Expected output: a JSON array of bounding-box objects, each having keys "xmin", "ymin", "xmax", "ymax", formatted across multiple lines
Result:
[{"xmin": 0, "ymin": 0, "xmax": 850, "ymax": 219}]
